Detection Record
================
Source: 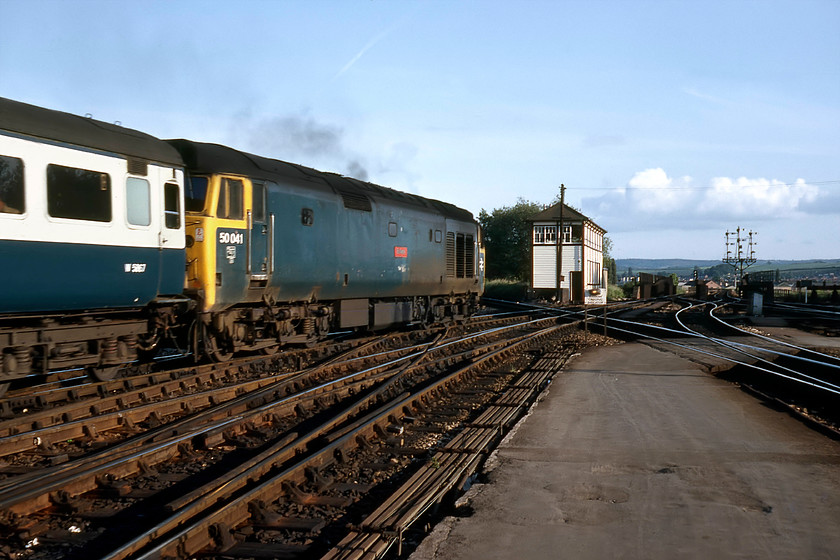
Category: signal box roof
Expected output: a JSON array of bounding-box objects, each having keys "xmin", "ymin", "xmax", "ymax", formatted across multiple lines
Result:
[{"xmin": 529, "ymin": 202, "xmax": 605, "ymax": 232}]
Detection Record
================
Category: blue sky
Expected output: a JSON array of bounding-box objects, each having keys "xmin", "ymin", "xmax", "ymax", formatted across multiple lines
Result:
[{"xmin": 2, "ymin": 0, "xmax": 838, "ymax": 260}]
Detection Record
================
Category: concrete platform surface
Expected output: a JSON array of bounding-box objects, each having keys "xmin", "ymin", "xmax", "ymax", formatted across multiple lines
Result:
[{"xmin": 411, "ymin": 341, "xmax": 840, "ymax": 560}]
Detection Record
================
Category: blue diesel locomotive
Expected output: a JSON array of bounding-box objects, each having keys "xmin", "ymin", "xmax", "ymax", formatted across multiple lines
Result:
[{"xmin": 0, "ymin": 98, "xmax": 484, "ymax": 392}]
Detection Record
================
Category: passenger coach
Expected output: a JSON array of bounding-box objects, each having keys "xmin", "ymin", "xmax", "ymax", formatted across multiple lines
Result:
[{"xmin": 0, "ymin": 98, "xmax": 188, "ymax": 387}]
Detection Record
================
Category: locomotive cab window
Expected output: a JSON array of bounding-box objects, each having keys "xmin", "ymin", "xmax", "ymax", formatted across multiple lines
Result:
[
  {"xmin": 217, "ymin": 178, "xmax": 243, "ymax": 220},
  {"xmin": 126, "ymin": 177, "xmax": 151, "ymax": 226},
  {"xmin": 388, "ymin": 222, "xmax": 398, "ymax": 237},
  {"xmin": 185, "ymin": 176, "xmax": 208, "ymax": 213},
  {"xmin": 0, "ymin": 154, "xmax": 25, "ymax": 215},
  {"xmin": 47, "ymin": 164, "xmax": 111, "ymax": 222},
  {"xmin": 164, "ymin": 182, "xmax": 181, "ymax": 229}
]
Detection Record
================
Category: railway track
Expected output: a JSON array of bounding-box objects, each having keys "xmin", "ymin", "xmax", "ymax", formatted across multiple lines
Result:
[
  {"xmin": 497, "ymin": 297, "xmax": 840, "ymax": 434},
  {"xmin": 6, "ymin": 299, "xmax": 835, "ymax": 559},
  {"xmin": 0, "ymin": 311, "xmax": 605, "ymax": 559},
  {"xmin": 603, "ymin": 298, "xmax": 840, "ymax": 434}
]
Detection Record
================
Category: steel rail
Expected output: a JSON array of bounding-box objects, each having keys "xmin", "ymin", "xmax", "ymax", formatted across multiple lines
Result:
[
  {"xmin": 322, "ymin": 330, "xmax": 577, "ymax": 559},
  {"xmin": 600, "ymin": 315, "xmax": 840, "ymax": 397},
  {"xmin": 0, "ymin": 366, "xmax": 399, "ymax": 516},
  {"xmin": 0, "ymin": 333, "xmax": 445, "ymax": 509},
  {"xmin": 708, "ymin": 302, "xmax": 840, "ymax": 363},
  {"xmin": 99, "ymin": 321, "xmax": 566, "ymax": 560},
  {"xmin": 673, "ymin": 301, "xmax": 840, "ymax": 394},
  {"xmin": 0, "ymin": 332, "xmax": 431, "ymax": 457},
  {"xmin": 0, "ymin": 314, "xmax": 562, "ymax": 558}
]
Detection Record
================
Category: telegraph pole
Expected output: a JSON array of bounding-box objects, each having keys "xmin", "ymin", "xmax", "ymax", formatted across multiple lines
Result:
[
  {"xmin": 555, "ymin": 184, "xmax": 566, "ymax": 303},
  {"xmin": 723, "ymin": 227, "xmax": 757, "ymax": 295}
]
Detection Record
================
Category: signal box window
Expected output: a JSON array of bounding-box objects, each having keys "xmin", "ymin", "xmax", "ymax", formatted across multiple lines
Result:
[
  {"xmin": 217, "ymin": 178, "xmax": 243, "ymax": 220},
  {"xmin": 533, "ymin": 226, "xmax": 556, "ymax": 244},
  {"xmin": 0, "ymin": 155, "xmax": 24, "ymax": 214},
  {"xmin": 164, "ymin": 182, "xmax": 181, "ymax": 229},
  {"xmin": 47, "ymin": 164, "xmax": 111, "ymax": 222},
  {"xmin": 126, "ymin": 177, "xmax": 151, "ymax": 226}
]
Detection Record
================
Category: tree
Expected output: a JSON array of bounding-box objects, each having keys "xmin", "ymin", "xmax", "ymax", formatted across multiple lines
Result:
[
  {"xmin": 478, "ymin": 198, "xmax": 542, "ymax": 281},
  {"xmin": 602, "ymin": 236, "xmax": 617, "ymax": 285},
  {"xmin": 704, "ymin": 263, "xmax": 733, "ymax": 283}
]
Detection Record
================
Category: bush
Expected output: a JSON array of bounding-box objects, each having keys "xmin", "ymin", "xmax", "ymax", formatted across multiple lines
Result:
[
  {"xmin": 607, "ymin": 284, "xmax": 625, "ymax": 301},
  {"xmin": 482, "ymin": 279, "xmax": 530, "ymax": 301},
  {"xmin": 620, "ymin": 282, "xmax": 636, "ymax": 298}
]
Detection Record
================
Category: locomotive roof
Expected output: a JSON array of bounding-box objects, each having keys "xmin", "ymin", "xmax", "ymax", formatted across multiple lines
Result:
[
  {"xmin": 0, "ymin": 97, "xmax": 183, "ymax": 166},
  {"xmin": 167, "ymin": 139, "xmax": 475, "ymax": 223}
]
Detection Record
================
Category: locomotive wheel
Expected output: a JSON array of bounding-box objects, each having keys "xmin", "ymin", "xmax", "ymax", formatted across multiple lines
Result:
[
  {"xmin": 259, "ymin": 344, "xmax": 280, "ymax": 355},
  {"xmin": 207, "ymin": 336, "xmax": 233, "ymax": 362},
  {"xmin": 91, "ymin": 365, "xmax": 120, "ymax": 382}
]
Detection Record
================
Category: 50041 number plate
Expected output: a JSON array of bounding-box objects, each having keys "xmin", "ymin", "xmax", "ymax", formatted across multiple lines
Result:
[{"xmin": 218, "ymin": 231, "xmax": 245, "ymax": 245}]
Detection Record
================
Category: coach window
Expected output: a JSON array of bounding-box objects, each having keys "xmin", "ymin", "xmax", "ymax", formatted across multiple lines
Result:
[
  {"xmin": 126, "ymin": 177, "xmax": 151, "ymax": 226},
  {"xmin": 0, "ymin": 155, "xmax": 25, "ymax": 214},
  {"xmin": 217, "ymin": 178, "xmax": 243, "ymax": 220},
  {"xmin": 164, "ymin": 182, "xmax": 181, "ymax": 229},
  {"xmin": 47, "ymin": 164, "xmax": 111, "ymax": 222}
]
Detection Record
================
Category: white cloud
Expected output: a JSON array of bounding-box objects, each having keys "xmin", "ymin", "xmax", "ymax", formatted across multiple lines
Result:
[
  {"xmin": 625, "ymin": 168, "xmax": 691, "ymax": 214},
  {"xmin": 698, "ymin": 177, "xmax": 818, "ymax": 218},
  {"xmin": 583, "ymin": 168, "xmax": 828, "ymax": 235}
]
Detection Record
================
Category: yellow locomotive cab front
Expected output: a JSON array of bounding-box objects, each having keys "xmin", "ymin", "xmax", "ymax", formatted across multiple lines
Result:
[{"xmin": 184, "ymin": 174, "xmax": 253, "ymax": 312}]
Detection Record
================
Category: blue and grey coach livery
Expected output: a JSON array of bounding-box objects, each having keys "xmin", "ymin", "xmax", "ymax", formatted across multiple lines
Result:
[{"xmin": 0, "ymin": 98, "xmax": 188, "ymax": 388}]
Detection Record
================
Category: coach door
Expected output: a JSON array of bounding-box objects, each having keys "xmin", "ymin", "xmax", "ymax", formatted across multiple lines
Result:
[
  {"xmin": 155, "ymin": 178, "xmax": 185, "ymax": 296},
  {"xmin": 248, "ymin": 180, "xmax": 269, "ymax": 287}
]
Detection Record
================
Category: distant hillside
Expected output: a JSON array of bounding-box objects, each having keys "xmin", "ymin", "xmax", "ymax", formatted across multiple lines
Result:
[
  {"xmin": 614, "ymin": 258, "xmax": 840, "ymax": 279},
  {"xmin": 615, "ymin": 259, "xmax": 720, "ymax": 272}
]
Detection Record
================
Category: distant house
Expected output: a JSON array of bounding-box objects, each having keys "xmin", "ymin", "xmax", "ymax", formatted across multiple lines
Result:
[{"xmin": 529, "ymin": 203, "xmax": 607, "ymax": 304}]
